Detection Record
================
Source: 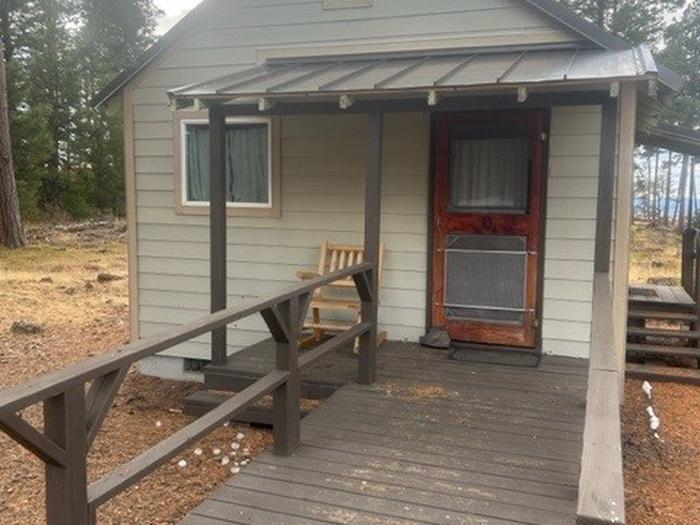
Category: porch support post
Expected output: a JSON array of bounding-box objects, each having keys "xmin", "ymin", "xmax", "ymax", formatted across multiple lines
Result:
[
  {"xmin": 594, "ymin": 101, "xmax": 618, "ymax": 274},
  {"xmin": 359, "ymin": 113, "xmax": 383, "ymax": 385},
  {"xmin": 612, "ymin": 83, "xmax": 637, "ymax": 396},
  {"xmin": 44, "ymin": 387, "xmax": 89, "ymax": 525},
  {"xmin": 209, "ymin": 104, "xmax": 228, "ymax": 366}
]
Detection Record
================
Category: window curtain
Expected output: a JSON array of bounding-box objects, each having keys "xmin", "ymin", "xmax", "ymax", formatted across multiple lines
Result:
[
  {"xmin": 186, "ymin": 125, "xmax": 210, "ymax": 202},
  {"xmin": 186, "ymin": 124, "xmax": 269, "ymax": 204},
  {"xmin": 449, "ymin": 138, "xmax": 530, "ymax": 212}
]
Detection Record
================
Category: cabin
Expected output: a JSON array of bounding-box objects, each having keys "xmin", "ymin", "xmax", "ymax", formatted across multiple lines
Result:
[{"xmin": 0, "ymin": 1, "xmax": 687, "ymax": 524}]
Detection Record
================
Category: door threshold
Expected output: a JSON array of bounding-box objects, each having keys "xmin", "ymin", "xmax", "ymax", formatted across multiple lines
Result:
[{"xmin": 449, "ymin": 342, "xmax": 541, "ymax": 368}]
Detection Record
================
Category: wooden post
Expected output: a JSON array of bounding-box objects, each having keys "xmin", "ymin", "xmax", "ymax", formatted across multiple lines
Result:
[
  {"xmin": 44, "ymin": 387, "xmax": 89, "ymax": 525},
  {"xmin": 272, "ymin": 297, "xmax": 301, "ymax": 456},
  {"xmin": 695, "ymin": 236, "xmax": 700, "ymax": 350},
  {"xmin": 359, "ymin": 113, "xmax": 383, "ymax": 385},
  {"xmin": 682, "ymin": 228, "xmax": 697, "ymax": 296},
  {"xmin": 594, "ymin": 101, "xmax": 618, "ymax": 274},
  {"xmin": 209, "ymin": 104, "xmax": 228, "ymax": 366},
  {"xmin": 612, "ymin": 83, "xmax": 637, "ymax": 397}
]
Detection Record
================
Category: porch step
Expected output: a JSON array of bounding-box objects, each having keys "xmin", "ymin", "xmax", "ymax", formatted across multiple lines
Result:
[
  {"xmin": 183, "ymin": 390, "xmax": 312, "ymax": 426},
  {"xmin": 627, "ymin": 343, "xmax": 700, "ymax": 359},
  {"xmin": 627, "ymin": 326, "xmax": 700, "ymax": 339},
  {"xmin": 203, "ymin": 366, "xmax": 338, "ymax": 400},
  {"xmin": 627, "ymin": 363, "xmax": 700, "ymax": 386},
  {"xmin": 628, "ymin": 309, "xmax": 698, "ymax": 323}
]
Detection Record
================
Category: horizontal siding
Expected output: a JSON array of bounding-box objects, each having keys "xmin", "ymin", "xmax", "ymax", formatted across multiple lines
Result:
[
  {"xmin": 137, "ymin": 112, "xmax": 430, "ymax": 358},
  {"xmin": 542, "ymin": 106, "xmax": 602, "ymax": 358},
  {"xmin": 129, "ymin": 1, "xmax": 591, "ymax": 364}
]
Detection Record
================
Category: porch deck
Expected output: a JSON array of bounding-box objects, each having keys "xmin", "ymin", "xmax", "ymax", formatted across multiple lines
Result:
[
  {"xmin": 628, "ymin": 283, "xmax": 695, "ymax": 309},
  {"xmin": 180, "ymin": 343, "xmax": 588, "ymax": 525}
]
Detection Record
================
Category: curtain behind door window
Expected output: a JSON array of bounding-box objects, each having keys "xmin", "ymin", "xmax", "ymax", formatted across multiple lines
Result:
[
  {"xmin": 449, "ymin": 136, "xmax": 530, "ymax": 213},
  {"xmin": 186, "ymin": 123, "xmax": 269, "ymax": 204}
]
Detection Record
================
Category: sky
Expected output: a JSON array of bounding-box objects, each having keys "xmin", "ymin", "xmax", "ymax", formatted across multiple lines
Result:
[{"xmin": 155, "ymin": 0, "xmax": 204, "ymax": 34}]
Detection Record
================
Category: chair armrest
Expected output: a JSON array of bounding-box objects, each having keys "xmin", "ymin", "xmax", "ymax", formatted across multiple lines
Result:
[{"xmin": 296, "ymin": 271, "xmax": 322, "ymax": 281}]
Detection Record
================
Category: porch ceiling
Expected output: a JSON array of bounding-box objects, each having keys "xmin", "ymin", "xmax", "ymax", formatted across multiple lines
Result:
[{"xmin": 168, "ymin": 44, "xmax": 678, "ymax": 104}]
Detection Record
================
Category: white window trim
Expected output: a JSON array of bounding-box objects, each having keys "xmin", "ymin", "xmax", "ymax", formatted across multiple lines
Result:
[{"xmin": 179, "ymin": 117, "xmax": 274, "ymax": 210}]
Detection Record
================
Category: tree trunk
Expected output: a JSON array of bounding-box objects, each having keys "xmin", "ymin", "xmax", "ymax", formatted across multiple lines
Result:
[
  {"xmin": 652, "ymin": 151, "xmax": 660, "ymax": 223},
  {"xmin": 677, "ymin": 154, "xmax": 690, "ymax": 230},
  {"xmin": 0, "ymin": 38, "xmax": 25, "ymax": 249},
  {"xmin": 690, "ymin": 159, "xmax": 697, "ymax": 228},
  {"xmin": 664, "ymin": 151, "xmax": 673, "ymax": 225},
  {"xmin": 645, "ymin": 156, "xmax": 652, "ymax": 220}
]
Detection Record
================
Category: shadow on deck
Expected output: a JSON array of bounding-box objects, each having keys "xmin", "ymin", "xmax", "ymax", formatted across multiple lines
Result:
[{"xmin": 181, "ymin": 342, "xmax": 588, "ymax": 525}]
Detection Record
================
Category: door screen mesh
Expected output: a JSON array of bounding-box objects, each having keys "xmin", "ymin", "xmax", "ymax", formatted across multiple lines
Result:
[{"xmin": 444, "ymin": 235, "xmax": 527, "ymax": 323}]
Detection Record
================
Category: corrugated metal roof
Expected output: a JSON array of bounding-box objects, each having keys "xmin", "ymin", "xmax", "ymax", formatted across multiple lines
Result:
[
  {"xmin": 639, "ymin": 124, "xmax": 700, "ymax": 157},
  {"xmin": 169, "ymin": 45, "xmax": 667, "ymax": 101}
]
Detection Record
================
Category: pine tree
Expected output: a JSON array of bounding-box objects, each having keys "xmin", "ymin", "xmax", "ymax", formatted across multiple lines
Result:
[
  {"xmin": 72, "ymin": 0, "xmax": 160, "ymax": 216},
  {"xmin": 662, "ymin": 2, "xmax": 700, "ymax": 128},
  {"xmin": 564, "ymin": 0, "xmax": 684, "ymax": 47},
  {"xmin": 0, "ymin": 0, "xmax": 160, "ymax": 219},
  {"xmin": 0, "ymin": 37, "xmax": 25, "ymax": 248}
]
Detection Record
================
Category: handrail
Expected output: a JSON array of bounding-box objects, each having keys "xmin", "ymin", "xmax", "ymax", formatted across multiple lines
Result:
[
  {"xmin": 0, "ymin": 262, "xmax": 376, "ymax": 525},
  {"xmin": 576, "ymin": 272, "xmax": 626, "ymax": 525},
  {"xmin": 0, "ymin": 262, "xmax": 371, "ymax": 417}
]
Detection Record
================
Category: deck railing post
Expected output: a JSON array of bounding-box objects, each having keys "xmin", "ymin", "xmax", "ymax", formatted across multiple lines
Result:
[
  {"xmin": 272, "ymin": 296, "xmax": 301, "ymax": 456},
  {"xmin": 681, "ymin": 228, "xmax": 697, "ymax": 297},
  {"xmin": 693, "ymin": 236, "xmax": 700, "ymax": 348},
  {"xmin": 209, "ymin": 103, "xmax": 228, "ymax": 367},
  {"xmin": 359, "ymin": 113, "xmax": 383, "ymax": 385},
  {"xmin": 44, "ymin": 386, "xmax": 89, "ymax": 525}
]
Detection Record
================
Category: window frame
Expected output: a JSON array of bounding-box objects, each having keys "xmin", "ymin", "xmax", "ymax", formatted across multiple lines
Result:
[{"xmin": 174, "ymin": 111, "xmax": 281, "ymax": 218}]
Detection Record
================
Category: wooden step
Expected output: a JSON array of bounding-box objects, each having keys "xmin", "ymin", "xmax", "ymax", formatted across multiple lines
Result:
[
  {"xmin": 627, "ymin": 363, "xmax": 700, "ymax": 386},
  {"xmin": 184, "ymin": 390, "xmax": 312, "ymax": 425},
  {"xmin": 627, "ymin": 326, "xmax": 700, "ymax": 339},
  {"xmin": 628, "ymin": 309, "xmax": 698, "ymax": 323},
  {"xmin": 627, "ymin": 343, "xmax": 700, "ymax": 359}
]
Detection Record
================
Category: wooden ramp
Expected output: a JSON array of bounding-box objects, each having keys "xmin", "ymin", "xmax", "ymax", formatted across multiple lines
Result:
[{"xmin": 180, "ymin": 345, "xmax": 587, "ymax": 525}]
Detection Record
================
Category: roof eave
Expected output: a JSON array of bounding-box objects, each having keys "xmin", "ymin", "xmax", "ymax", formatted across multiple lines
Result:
[
  {"xmin": 95, "ymin": 0, "xmax": 643, "ymax": 108},
  {"xmin": 168, "ymin": 76, "xmax": 657, "ymax": 107},
  {"xmin": 523, "ymin": 0, "xmax": 630, "ymax": 50}
]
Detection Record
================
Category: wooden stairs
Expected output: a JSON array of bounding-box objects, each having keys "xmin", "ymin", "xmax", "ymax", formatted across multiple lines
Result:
[{"xmin": 626, "ymin": 296, "xmax": 700, "ymax": 385}]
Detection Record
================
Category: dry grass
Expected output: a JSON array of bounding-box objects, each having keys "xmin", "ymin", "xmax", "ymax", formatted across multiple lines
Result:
[
  {"xmin": 0, "ymin": 222, "xmax": 273, "ymax": 525},
  {"xmin": 629, "ymin": 223, "xmax": 683, "ymax": 286}
]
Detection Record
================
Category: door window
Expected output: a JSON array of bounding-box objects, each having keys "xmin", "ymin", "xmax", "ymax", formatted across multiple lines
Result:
[{"xmin": 449, "ymin": 122, "xmax": 531, "ymax": 214}]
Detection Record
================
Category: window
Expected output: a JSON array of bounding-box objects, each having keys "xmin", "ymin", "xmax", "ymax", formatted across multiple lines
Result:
[
  {"xmin": 175, "ymin": 113, "xmax": 280, "ymax": 217},
  {"xmin": 448, "ymin": 121, "xmax": 531, "ymax": 214}
]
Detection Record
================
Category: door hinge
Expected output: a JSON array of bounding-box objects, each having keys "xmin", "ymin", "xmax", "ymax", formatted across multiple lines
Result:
[
  {"xmin": 533, "ymin": 318, "xmax": 540, "ymax": 329},
  {"xmin": 540, "ymin": 132, "xmax": 549, "ymax": 142}
]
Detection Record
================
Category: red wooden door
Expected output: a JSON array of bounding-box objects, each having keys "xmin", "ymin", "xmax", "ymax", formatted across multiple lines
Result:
[{"xmin": 431, "ymin": 111, "xmax": 547, "ymax": 348}]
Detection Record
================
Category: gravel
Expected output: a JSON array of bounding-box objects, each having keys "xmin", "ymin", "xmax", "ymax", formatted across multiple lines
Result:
[
  {"xmin": 0, "ymin": 223, "xmax": 273, "ymax": 525},
  {"xmin": 623, "ymin": 380, "xmax": 700, "ymax": 525}
]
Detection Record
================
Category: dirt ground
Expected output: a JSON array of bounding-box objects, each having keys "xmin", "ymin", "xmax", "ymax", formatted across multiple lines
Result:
[
  {"xmin": 4, "ymin": 220, "xmax": 700, "ymax": 524},
  {"xmin": 623, "ymin": 223, "xmax": 700, "ymax": 525},
  {"xmin": 0, "ymin": 221, "xmax": 272, "ymax": 525},
  {"xmin": 623, "ymin": 381, "xmax": 700, "ymax": 525}
]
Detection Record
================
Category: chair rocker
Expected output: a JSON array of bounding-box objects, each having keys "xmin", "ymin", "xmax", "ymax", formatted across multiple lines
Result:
[{"xmin": 296, "ymin": 241, "xmax": 387, "ymax": 354}]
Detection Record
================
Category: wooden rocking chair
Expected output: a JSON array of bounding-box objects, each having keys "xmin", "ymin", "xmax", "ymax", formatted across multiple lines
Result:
[{"xmin": 296, "ymin": 241, "xmax": 387, "ymax": 353}]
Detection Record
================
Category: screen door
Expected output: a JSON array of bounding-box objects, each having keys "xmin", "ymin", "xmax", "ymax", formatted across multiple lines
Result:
[{"xmin": 431, "ymin": 111, "xmax": 547, "ymax": 348}]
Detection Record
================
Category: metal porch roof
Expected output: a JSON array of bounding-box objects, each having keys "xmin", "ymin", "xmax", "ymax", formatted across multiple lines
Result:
[
  {"xmin": 639, "ymin": 124, "xmax": 700, "ymax": 157},
  {"xmin": 168, "ymin": 45, "xmax": 676, "ymax": 102}
]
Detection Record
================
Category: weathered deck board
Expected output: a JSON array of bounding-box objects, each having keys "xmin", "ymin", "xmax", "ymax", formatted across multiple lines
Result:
[
  {"xmin": 629, "ymin": 283, "xmax": 695, "ymax": 308},
  {"xmin": 180, "ymin": 344, "xmax": 586, "ymax": 525}
]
